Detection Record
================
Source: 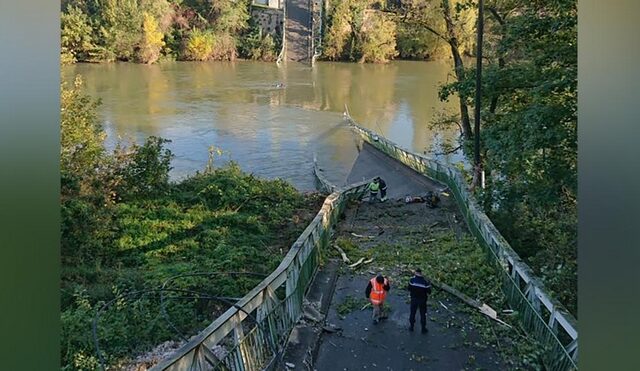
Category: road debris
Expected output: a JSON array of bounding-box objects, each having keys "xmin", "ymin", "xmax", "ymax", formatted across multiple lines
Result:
[
  {"xmin": 433, "ymin": 281, "xmax": 512, "ymax": 328},
  {"xmin": 349, "ymin": 257, "xmax": 374, "ymax": 269},
  {"xmin": 333, "ymin": 244, "xmax": 351, "ymax": 264},
  {"xmin": 351, "ymin": 232, "xmax": 376, "ymax": 239}
]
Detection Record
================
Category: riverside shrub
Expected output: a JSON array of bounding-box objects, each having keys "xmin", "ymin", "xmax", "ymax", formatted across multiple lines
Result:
[{"xmin": 184, "ymin": 29, "xmax": 216, "ymax": 61}]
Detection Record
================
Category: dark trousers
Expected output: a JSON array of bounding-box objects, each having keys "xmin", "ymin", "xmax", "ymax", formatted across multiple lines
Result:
[
  {"xmin": 409, "ymin": 298, "xmax": 427, "ymax": 329},
  {"xmin": 381, "ymin": 187, "xmax": 387, "ymax": 199}
]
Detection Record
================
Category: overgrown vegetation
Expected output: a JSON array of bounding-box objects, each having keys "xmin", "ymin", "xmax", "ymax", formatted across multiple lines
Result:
[
  {"xmin": 60, "ymin": 0, "xmax": 279, "ymax": 64},
  {"xmin": 438, "ymin": 0, "xmax": 578, "ymax": 315},
  {"xmin": 322, "ymin": 0, "xmax": 475, "ymax": 63},
  {"xmin": 60, "ymin": 77, "xmax": 324, "ymax": 369}
]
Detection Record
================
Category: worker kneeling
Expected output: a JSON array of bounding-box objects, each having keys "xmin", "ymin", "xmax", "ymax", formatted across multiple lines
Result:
[
  {"xmin": 366, "ymin": 273, "xmax": 391, "ymax": 323},
  {"xmin": 368, "ymin": 177, "xmax": 388, "ymax": 202},
  {"xmin": 425, "ymin": 191, "xmax": 440, "ymax": 208}
]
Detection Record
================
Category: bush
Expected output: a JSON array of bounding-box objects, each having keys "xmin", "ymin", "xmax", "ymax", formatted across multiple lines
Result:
[
  {"xmin": 183, "ymin": 29, "xmax": 216, "ymax": 60},
  {"xmin": 239, "ymin": 27, "xmax": 277, "ymax": 61},
  {"xmin": 115, "ymin": 137, "xmax": 173, "ymax": 200}
]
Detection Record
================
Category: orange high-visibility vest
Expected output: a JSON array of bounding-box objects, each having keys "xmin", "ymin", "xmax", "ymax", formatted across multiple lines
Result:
[{"xmin": 369, "ymin": 277, "xmax": 388, "ymax": 305}]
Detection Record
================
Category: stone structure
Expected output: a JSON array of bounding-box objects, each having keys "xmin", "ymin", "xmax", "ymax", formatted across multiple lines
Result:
[{"xmin": 251, "ymin": 5, "xmax": 284, "ymax": 38}]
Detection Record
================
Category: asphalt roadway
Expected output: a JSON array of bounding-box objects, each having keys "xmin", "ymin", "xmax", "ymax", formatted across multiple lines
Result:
[{"xmin": 345, "ymin": 142, "xmax": 443, "ymax": 200}]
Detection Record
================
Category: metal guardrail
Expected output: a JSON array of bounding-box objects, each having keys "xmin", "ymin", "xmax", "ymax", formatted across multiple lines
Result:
[
  {"xmin": 276, "ymin": 0, "xmax": 286, "ymax": 65},
  {"xmin": 310, "ymin": 0, "xmax": 322, "ymax": 66},
  {"xmin": 152, "ymin": 177, "xmax": 372, "ymax": 370},
  {"xmin": 344, "ymin": 113, "xmax": 578, "ymax": 370},
  {"xmin": 313, "ymin": 154, "xmax": 336, "ymax": 193}
]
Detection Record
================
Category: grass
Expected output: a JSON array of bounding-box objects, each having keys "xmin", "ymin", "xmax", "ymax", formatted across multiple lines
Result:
[
  {"xmin": 61, "ymin": 165, "xmax": 325, "ymax": 370},
  {"xmin": 330, "ymin": 216, "xmax": 546, "ymax": 369}
]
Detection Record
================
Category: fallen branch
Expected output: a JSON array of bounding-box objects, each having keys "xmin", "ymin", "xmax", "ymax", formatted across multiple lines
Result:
[
  {"xmin": 333, "ymin": 245, "xmax": 351, "ymax": 264},
  {"xmin": 439, "ymin": 301, "xmax": 451, "ymax": 312},
  {"xmin": 349, "ymin": 257, "xmax": 374, "ymax": 269},
  {"xmin": 433, "ymin": 281, "xmax": 511, "ymax": 328},
  {"xmin": 351, "ymin": 232, "xmax": 375, "ymax": 239}
]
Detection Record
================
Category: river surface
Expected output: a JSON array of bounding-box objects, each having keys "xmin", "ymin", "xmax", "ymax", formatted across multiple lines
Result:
[{"xmin": 63, "ymin": 61, "xmax": 464, "ymax": 190}]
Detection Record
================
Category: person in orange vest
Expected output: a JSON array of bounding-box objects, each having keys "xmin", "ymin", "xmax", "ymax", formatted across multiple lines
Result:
[{"xmin": 365, "ymin": 273, "xmax": 391, "ymax": 323}]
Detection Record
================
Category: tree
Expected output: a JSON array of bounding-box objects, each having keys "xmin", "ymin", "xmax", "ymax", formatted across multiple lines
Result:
[
  {"xmin": 397, "ymin": 0, "xmax": 476, "ymax": 138},
  {"xmin": 97, "ymin": 0, "xmax": 145, "ymax": 61},
  {"xmin": 360, "ymin": 11, "xmax": 398, "ymax": 63},
  {"xmin": 440, "ymin": 0, "xmax": 578, "ymax": 314},
  {"xmin": 323, "ymin": 0, "xmax": 355, "ymax": 60},
  {"xmin": 323, "ymin": 0, "xmax": 398, "ymax": 63},
  {"xmin": 60, "ymin": 5, "xmax": 96, "ymax": 63},
  {"xmin": 138, "ymin": 12, "xmax": 165, "ymax": 63},
  {"xmin": 60, "ymin": 75, "xmax": 105, "ymax": 192}
]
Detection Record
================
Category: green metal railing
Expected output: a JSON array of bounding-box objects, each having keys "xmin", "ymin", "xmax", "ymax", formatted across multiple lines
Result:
[
  {"xmin": 346, "ymin": 116, "xmax": 578, "ymax": 370},
  {"xmin": 152, "ymin": 177, "xmax": 371, "ymax": 370}
]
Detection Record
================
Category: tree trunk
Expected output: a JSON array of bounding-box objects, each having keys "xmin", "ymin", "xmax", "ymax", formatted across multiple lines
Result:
[
  {"xmin": 441, "ymin": 0, "xmax": 472, "ymax": 139},
  {"xmin": 487, "ymin": 7, "xmax": 505, "ymax": 114}
]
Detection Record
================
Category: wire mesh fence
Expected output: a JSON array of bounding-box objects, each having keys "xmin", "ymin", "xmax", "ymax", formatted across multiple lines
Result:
[{"xmin": 347, "ymin": 117, "xmax": 578, "ymax": 370}]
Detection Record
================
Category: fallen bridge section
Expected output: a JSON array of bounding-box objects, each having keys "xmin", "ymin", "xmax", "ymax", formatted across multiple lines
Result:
[
  {"xmin": 345, "ymin": 116, "xmax": 578, "ymax": 369},
  {"xmin": 346, "ymin": 141, "xmax": 444, "ymax": 199}
]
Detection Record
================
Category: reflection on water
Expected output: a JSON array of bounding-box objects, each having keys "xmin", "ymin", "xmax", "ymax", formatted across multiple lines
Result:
[{"xmin": 63, "ymin": 61, "xmax": 464, "ymax": 190}]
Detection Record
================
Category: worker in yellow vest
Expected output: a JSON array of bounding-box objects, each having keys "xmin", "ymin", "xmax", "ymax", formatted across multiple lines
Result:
[
  {"xmin": 368, "ymin": 177, "xmax": 388, "ymax": 202},
  {"xmin": 365, "ymin": 273, "xmax": 391, "ymax": 323}
]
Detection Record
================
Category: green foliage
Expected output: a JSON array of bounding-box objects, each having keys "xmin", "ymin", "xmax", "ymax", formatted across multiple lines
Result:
[
  {"xmin": 239, "ymin": 26, "xmax": 277, "ymax": 62},
  {"xmin": 209, "ymin": 0, "xmax": 250, "ymax": 34},
  {"xmin": 116, "ymin": 137, "xmax": 174, "ymax": 200},
  {"xmin": 322, "ymin": 0, "xmax": 475, "ymax": 62},
  {"xmin": 60, "ymin": 0, "xmax": 250, "ymax": 63},
  {"xmin": 60, "ymin": 76, "xmax": 105, "ymax": 190},
  {"xmin": 183, "ymin": 29, "xmax": 237, "ymax": 61},
  {"xmin": 62, "ymin": 165, "xmax": 319, "ymax": 368},
  {"xmin": 138, "ymin": 12, "xmax": 165, "ymax": 64},
  {"xmin": 97, "ymin": 0, "xmax": 145, "ymax": 61},
  {"xmin": 61, "ymin": 5, "xmax": 96, "ymax": 64},
  {"xmin": 184, "ymin": 28, "xmax": 216, "ymax": 60},
  {"xmin": 359, "ymin": 11, "xmax": 398, "ymax": 63},
  {"xmin": 323, "ymin": 0, "xmax": 357, "ymax": 60},
  {"xmin": 394, "ymin": 0, "xmax": 454, "ymax": 60},
  {"xmin": 337, "ymin": 295, "xmax": 368, "ymax": 316},
  {"xmin": 323, "ymin": 1, "xmax": 398, "ymax": 63},
  {"xmin": 331, "ymin": 224, "xmax": 544, "ymax": 368},
  {"xmin": 60, "ymin": 79, "xmax": 325, "ymax": 367},
  {"xmin": 439, "ymin": 0, "xmax": 577, "ymax": 314}
]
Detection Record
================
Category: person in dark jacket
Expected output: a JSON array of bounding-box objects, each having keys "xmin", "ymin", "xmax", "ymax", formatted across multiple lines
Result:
[
  {"xmin": 365, "ymin": 273, "xmax": 391, "ymax": 323},
  {"xmin": 407, "ymin": 268, "xmax": 432, "ymax": 333},
  {"xmin": 378, "ymin": 177, "xmax": 388, "ymax": 202}
]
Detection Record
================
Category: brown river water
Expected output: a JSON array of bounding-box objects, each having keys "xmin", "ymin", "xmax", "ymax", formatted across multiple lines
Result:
[{"xmin": 63, "ymin": 60, "xmax": 464, "ymax": 190}]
